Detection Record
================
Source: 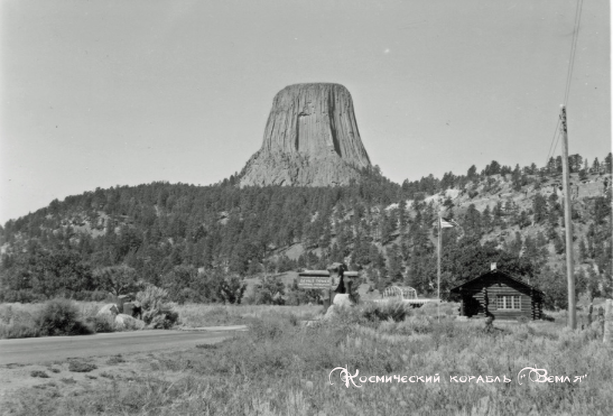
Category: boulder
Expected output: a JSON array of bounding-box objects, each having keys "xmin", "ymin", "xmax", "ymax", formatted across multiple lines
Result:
[
  {"xmin": 114, "ymin": 313, "xmax": 145, "ymax": 330},
  {"xmin": 97, "ymin": 303, "xmax": 119, "ymax": 316},
  {"xmin": 323, "ymin": 293, "xmax": 354, "ymax": 320},
  {"xmin": 333, "ymin": 293, "xmax": 352, "ymax": 308}
]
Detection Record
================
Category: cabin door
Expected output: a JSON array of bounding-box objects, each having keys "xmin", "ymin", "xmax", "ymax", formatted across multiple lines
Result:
[{"xmin": 464, "ymin": 296, "xmax": 480, "ymax": 317}]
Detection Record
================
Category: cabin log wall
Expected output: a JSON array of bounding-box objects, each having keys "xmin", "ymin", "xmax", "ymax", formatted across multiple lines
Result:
[{"xmin": 453, "ymin": 271, "xmax": 543, "ymax": 320}]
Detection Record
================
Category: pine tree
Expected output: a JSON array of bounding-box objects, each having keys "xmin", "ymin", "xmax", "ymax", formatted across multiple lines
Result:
[
  {"xmin": 605, "ymin": 152, "xmax": 612, "ymax": 174},
  {"xmin": 578, "ymin": 239, "xmax": 588, "ymax": 263},
  {"xmin": 386, "ymin": 243, "xmax": 403, "ymax": 281},
  {"xmin": 398, "ymin": 199, "xmax": 408, "ymax": 234},
  {"xmin": 467, "ymin": 165, "xmax": 477, "ymax": 180},
  {"xmin": 481, "ymin": 205, "xmax": 492, "ymax": 232},
  {"xmin": 463, "ymin": 204, "xmax": 482, "ymax": 239},
  {"xmin": 592, "ymin": 157, "xmax": 601, "ymax": 174},
  {"xmin": 532, "ymin": 193, "xmax": 547, "ymax": 224}
]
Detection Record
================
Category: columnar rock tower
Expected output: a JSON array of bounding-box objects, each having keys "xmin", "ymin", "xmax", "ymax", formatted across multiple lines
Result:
[{"xmin": 239, "ymin": 83, "xmax": 372, "ymax": 187}]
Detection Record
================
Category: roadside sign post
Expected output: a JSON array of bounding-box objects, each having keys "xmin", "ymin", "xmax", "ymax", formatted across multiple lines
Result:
[
  {"xmin": 298, "ymin": 268, "xmax": 358, "ymax": 310},
  {"xmin": 298, "ymin": 272, "xmax": 334, "ymax": 310}
]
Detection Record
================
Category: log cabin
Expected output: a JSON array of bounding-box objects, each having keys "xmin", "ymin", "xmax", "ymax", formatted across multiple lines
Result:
[{"xmin": 450, "ymin": 268, "xmax": 544, "ymax": 320}]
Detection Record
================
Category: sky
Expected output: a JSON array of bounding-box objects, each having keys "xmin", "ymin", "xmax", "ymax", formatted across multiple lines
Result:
[{"xmin": 1, "ymin": 0, "xmax": 610, "ymax": 224}]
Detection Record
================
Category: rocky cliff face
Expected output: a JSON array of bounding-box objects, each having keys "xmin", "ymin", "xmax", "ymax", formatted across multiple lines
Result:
[{"xmin": 239, "ymin": 83, "xmax": 372, "ymax": 187}]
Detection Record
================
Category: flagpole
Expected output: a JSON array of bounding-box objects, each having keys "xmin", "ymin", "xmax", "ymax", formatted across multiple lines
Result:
[{"xmin": 437, "ymin": 215, "xmax": 441, "ymax": 322}]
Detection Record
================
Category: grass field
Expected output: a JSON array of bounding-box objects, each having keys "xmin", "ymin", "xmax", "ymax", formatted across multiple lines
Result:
[{"xmin": 1, "ymin": 301, "xmax": 611, "ymax": 415}]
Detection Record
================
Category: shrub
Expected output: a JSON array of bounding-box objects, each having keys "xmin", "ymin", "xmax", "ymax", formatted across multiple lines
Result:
[
  {"xmin": 252, "ymin": 275, "xmax": 286, "ymax": 305},
  {"xmin": 580, "ymin": 322, "xmax": 604, "ymax": 342},
  {"xmin": 85, "ymin": 314, "xmax": 115, "ymax": 333},
  {"xmin": 248, "ymin": 314, "xmax": 295, "ymax": 341},
  {"xmin": 106, "ymin": 355, "xmax": 125, "ymax": 365},
  {"xmin": 36, "ymin": 298, "xmax": 92, "ymax": 336},
  {"xmin": 196, "ymin": 343, "xmax": 218, "ymax": 350},
  {"xmin": 68, "ymin": 361, "xmax": 97, "ymax": 373},
  {"xmin": 516, "ymin": 315, "xmax": 529, "ymax": 324},
  {"xmin": 218, "ymin": 275, "xmax": 247, "ymax": 304},
  {"xmin": 136, "ymin": 285, "xmax": 179, "ymax": 329},
  {"xmin": 395, "ymin": 316, "xmax": 434, "ymax": 335},
  {"xmin": 0, "ymin": 322, "xmax": 41, "ymax": 339},
  {"xmin": 0, "ymin": 304, "xmax": 42, "ymax": 339},
  {"xmin": 361, "ymin": 301, "xmax": 411, "ymax": 323},
  {"xmin": 325, "ymin": 303, "xmax": 367, "ymax": 327},
  {"xmin": 60, "ymin": 377, "xmax": 77, "ymax": 384},
  {"xmin": 542, "ymin": 313, "xmax": 555, "ymax": 322},
  {"xmin": 147, "ymin": 312, "xmax": 179, "ymax": 329}
]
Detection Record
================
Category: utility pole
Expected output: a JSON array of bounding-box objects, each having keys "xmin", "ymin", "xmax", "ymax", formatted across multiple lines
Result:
[
  {"xmin": 560, "ymin": 105, "xmax": 576, "ymax": 329},
  {"xmin": 437, "ymin": 215, "xmax": 442, "ymax": 323}
]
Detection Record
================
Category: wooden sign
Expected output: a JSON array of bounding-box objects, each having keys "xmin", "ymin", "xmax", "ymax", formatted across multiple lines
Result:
[
  {"xmin": 297, "ymin": 270, "xmax": 358, "ymax": 289},
  {"xmin": 298, "ymin": 275, "xmax": 332, "ymax": 289}
]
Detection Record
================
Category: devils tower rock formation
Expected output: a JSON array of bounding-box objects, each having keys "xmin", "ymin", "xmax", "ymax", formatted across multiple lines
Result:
[{"xmin": 239, "ymin": 83, "xmax": 372, "ymax": 187}]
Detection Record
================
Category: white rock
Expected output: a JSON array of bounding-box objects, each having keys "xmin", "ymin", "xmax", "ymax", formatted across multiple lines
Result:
[
  {"xmin": 333, "ymin": 293, "xmax": 352, "ymax": 308},
  {"xmin": 114, "ymin": 313, "xmax": 145, "ymax": 330},
  {"xmin": 97, "ymin": 303, "xmax": 119, "ymax": 316}
]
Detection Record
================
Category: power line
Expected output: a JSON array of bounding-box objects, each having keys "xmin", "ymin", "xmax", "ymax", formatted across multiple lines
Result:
[
  {"xmin": 563, "ymin": 0, "xmax": 585, "ymax": 106},
  {"xmin": 552, "ymin": 129, "xmax": 562, "ymax": 160},
  {"xmin": 544, "ymin": 118, "xmax": 561, "ymax": 168},
  {"xmin": 543, "ymin": 0, "xmax": 584, "ymax": 170}
]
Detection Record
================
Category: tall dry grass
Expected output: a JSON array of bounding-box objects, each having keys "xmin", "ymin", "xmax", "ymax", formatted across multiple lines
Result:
[
  {"xmin": 175, "ymin": 303, "xmax": 321, "ymax": 327},
  {"xmin": 3, "ymin": 302, "xmax": 611, "ymax": 415}
]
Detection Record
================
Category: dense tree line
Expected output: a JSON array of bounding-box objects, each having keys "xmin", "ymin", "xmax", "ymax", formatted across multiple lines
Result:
[{"xmin": 0, "ymin": 153, "xmax": 610, "ymax": 308}]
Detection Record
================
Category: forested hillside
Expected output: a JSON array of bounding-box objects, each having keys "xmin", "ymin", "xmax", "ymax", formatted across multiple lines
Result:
[{"xmin": 1, "ymin": 154, "xmax": 611, "ymax": 308}]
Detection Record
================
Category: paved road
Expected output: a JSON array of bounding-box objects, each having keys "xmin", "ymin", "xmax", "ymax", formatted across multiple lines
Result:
[{"xmin": 0, "ymin": 328, "xmax": 244, "ymax": 365}]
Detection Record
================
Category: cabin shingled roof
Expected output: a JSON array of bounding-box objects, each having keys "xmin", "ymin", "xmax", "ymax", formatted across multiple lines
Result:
[{"xmin": 449, "ymin": 269, "xmax": 544, "ymax": 295}]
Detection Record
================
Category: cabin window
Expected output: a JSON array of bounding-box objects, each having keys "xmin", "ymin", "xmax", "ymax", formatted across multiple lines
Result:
[{"xmin": 496, "ymin": 295, "xmax": 520, "ymax": 310}]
